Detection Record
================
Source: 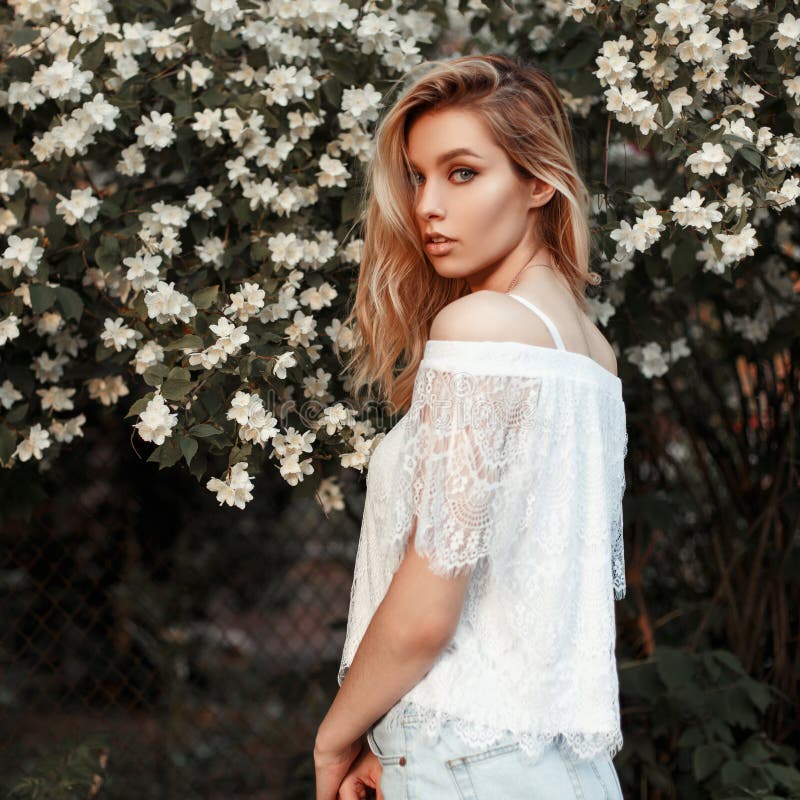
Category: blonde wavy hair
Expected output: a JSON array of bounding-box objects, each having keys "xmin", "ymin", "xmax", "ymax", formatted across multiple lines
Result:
[{"xmin": 339, "ymin": 54, "xmax": 598, "ymax": 415}]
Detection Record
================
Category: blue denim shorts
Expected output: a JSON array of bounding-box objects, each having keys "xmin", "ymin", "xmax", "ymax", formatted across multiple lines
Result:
[{"xmin": 366, "ymin": 705, "xmax": 624, "ymax": 799}]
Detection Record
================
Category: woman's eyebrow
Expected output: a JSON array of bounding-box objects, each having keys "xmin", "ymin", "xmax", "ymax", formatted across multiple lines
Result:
[{"xmin": 408, "ymin": 147, "xmax": 485, "ymax": 168}]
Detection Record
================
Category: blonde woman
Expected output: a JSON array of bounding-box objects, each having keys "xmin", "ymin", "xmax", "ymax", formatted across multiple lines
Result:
[{"xmin": 314, "ymin": 54, "xmax": 628, "ymax": 800}]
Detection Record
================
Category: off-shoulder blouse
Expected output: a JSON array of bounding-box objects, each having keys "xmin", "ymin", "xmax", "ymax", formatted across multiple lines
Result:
[{"xmin": 338, "ymin": 293, "xmax": 628, "ymax": 763}]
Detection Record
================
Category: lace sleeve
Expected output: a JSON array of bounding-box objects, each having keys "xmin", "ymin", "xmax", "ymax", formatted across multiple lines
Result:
[{"xmin": 389, "ymin": 362, "xmax": 543, "ymax": 579}]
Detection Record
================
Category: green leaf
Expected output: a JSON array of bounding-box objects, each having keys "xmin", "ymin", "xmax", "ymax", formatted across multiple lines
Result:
[
  {"xmin": 0, "ymin": 425, "xmax": 17, "ymax": 464},
  {"xmin": 341, "ymin": 190, "xmax": 361, "ymax": 223},
  {"xmin": 45, "ymin": 215, "xmax": 67, "ymax": 249},
  {"xmin": 143, "ymin": 364, "xmax": 170, "ymax": 387},
  {"xmin": 188, "ymin": 423, "xmax": 222, "ymax": 437},
  {"xmin": 94, "ymin": 236, "xmax": 120, "ymax": 271},
  {"xmin": 54, "ymin": 286, "xmax": 84, "ymax": 321},
  {"xmin": 694, "ymin": 744, "xmax": 726, "ymax": 781},
  {"xmin": 192, "ymin": 285, "xmax": 219, "ymax": 309},
  {"xmin": 189, "ymin": 448, "xmax": 207, "ymax": 481},
  {"xmin": 321, "ymin": 77, "xmax": 343, "ymax": 108},
  {"xmin": 176, "ymin": 132, "xmax": 193, "ymax": 173},
  {"xmin": 125, "ymin": 393, "xmax": 155, "ymax": 418},
  {"xmin": 11, "ymin": 28, "xmax": 41, "ymax": 46},
  {"xmin": 199, "ymin": 88, "xmax": 227, "ymax": 107},
  {"xmin": 713, "ymin": 649, "xmax": 747, "ymax": 675},
  {"xmin": 192, "ymin": 19, "xmax": 214, "ymax": 53},
  {"xmin": 160, "ymin": 378, "xmax": 195, "ymax": 400},
  {"xmin": 95, "ymin": 341, "xmax": 113, "ymax": 362},
  {"xmin": 5, "ymin": 403, "xmax": 28, "ymax": 424},
  {"xmin": 167, "ymin": 366, "xmax": 191, "ymax": 381},
  {"xmin": 174, "ymin": 93, "xmax": 193, "ymax": 119},
  {"xmin": 81, "ymin": 35, "xmax": 106, "ymax": 70},
  {"xmin": 68, "ymin": 39, "xmax": 83, "ymax": 61},
  {"xmin": 670, "ymin": 237, "xmax": 696, "ymax": 284},
  {"xmin": 656, "ymin": 646, "xmax": 695, "ymax": 690},
  {"xmin": 560, "ymin": 40, "xmax": 598, "ymax": 70},
  {"xmin": 178, "ymin": 435, "xmax": 198, "ymax": 466},
  {"xmin": 28, "ymin": 284, "xmax": 57, "ymax": 314},
  {"xmin": 164, "ymin": 334, "xmax": 204, "ymax": 351},
  {"xmin": 147, "ymin": 438, "xmax": 183, "ymax": 468},
  {"xmin": 763, "ymin": 764, "xmax": 800, "ymax": 793},
  {"xmin": 228, "ymin": 443, "xmax": 252, "ymax": 465},
  {"xmin": 739, "ymin": 147, "xmax": 761, "ymax": 168}
]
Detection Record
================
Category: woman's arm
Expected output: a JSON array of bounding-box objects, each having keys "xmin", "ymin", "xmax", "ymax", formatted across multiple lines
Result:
[{"xmin": 315, "ymin": 529, "xmax": 472, "ymax": 755}]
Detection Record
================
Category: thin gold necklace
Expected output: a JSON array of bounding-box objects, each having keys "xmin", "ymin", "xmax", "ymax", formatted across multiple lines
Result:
[{"xmin": 505, "ymin": 262, "xmax": 554, "ymax": 293}]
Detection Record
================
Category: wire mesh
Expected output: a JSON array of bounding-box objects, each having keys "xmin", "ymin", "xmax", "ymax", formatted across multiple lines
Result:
[{"xmin": 0, "ymin": 406, "xmax": 362, "ymax": 799}]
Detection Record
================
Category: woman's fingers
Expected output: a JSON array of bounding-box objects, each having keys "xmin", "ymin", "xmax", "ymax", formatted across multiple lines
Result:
[{"xmin": 337, "ymin": 774, "xmax": 367, "ymax": 800}]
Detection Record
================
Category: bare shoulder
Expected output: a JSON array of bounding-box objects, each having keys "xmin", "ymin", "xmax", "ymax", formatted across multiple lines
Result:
[
  {"xmin": 582, "ymin": 316, "xmax": 619, "ymax": 376},
  {"xmin": 430, "ymin": 289, "xmax": 619, "ymax": 376},
  {"xmin": 429, "ymin": 290, "xmax": 536, "ymax": 343}
]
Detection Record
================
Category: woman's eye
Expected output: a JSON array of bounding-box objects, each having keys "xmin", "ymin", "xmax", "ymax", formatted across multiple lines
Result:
[
  {"xmin": 409, "ymin": 167, "xmax": 476, "ymax": 185},
  {"xmin": 452, "ymin": 167, "xmax": 476, "ymax": 181}
]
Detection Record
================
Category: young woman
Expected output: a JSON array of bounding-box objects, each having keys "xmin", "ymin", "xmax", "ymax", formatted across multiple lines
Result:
[{"xmin": 313, "ymin": 54, "xmax": 628, "ymax": 800}]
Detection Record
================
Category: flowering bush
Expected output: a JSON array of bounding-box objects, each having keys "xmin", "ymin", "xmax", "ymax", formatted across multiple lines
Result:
[
  {"xmin": 1, "ymin": 0, "xmax": 798, "ymax": 516},
  {"xmin": 0, "ymin": 0, "xmax": 453, "ymax": 511}
]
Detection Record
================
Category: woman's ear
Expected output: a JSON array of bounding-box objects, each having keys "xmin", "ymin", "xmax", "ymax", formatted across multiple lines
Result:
[{"xmin": 529, "ymin": 177, "xmax": 556, "ymax": 209}]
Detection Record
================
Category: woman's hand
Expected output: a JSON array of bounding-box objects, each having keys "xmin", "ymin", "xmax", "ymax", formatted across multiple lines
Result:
[
  {"xmin": 313, "ymin": 737, "xmax": 363, "ymax": 800},
  {"xmin": 337, "ymin": 747, "xmax": 384, "ymax": 800}
]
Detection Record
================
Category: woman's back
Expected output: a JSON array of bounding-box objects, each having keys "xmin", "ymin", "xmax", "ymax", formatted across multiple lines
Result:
[{"xmin": 338, "ymin": 288, "xmax": 628, "ymax": 767}]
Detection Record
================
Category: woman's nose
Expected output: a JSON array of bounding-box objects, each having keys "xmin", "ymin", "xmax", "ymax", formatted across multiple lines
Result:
[{"xmin": 416, "ymin": 187, "xmax": 445, "ymax": 220}]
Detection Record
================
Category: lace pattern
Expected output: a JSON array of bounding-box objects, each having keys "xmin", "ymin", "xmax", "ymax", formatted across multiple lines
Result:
[
  {"xmin": 339, "ymin": 340, "xmax": 628, "ymax": 762},
  {"xmin": 379, "ymin": 699, "xmax": 624, "ymax": 764}
]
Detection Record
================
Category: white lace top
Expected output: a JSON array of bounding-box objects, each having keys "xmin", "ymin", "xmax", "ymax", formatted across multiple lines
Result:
[{"xmin": 338, "ymin": 293, "xmax": 628, "ymax": 764}]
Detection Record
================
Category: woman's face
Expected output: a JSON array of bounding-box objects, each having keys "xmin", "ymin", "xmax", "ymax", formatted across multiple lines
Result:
[{"xmin": 405, "ymin": 107, "xmax": 554, "ymax": 292}]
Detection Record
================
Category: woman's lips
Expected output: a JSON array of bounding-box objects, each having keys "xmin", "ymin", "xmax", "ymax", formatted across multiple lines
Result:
[{"xmin": 425, "ymin": 239, "xmax": 456, "ymax": 256}]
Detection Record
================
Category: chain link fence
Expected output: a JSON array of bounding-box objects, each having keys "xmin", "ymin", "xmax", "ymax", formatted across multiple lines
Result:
[{"xmin": 0, "ymin": 406, "xmax": 361, "ymax": 798}]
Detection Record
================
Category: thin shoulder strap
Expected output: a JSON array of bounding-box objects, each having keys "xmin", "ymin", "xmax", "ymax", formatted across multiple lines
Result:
[{"xmin": 506, "ymin": 293, "xmax": 566, "ymax": 351}]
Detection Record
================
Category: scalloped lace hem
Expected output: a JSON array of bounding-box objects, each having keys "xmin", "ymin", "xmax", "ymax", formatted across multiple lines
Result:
[{"xmin": 380, "ymin": 700, "xmax": 623, "ymax": 763}]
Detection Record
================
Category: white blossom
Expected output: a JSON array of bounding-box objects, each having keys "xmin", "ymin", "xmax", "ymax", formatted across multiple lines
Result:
[
  {"xmin": 87, "ymin": 375, "xmax": 129, "ymax": 406},
  {"xmin": 135, "ymin": 110, "xmax": 177, "ymax": 151},
  {"xmin": 36, "ymin": 385, "xmax": 76, "ymax": 412},
  {"xmin": 206, "ymin": 462, "xmax": 254, "ymax": 509},
  {"xmin": 316, "ymin": 476, "xmax": 345, "ymax": 513},
  {"xmin": 123, "ymin": 252, "xmax": 162, "ymax": 291},
  {"xmin": 316, "ymin": 153, "xmax": 352, "ymax": 188},
  {"xmin": 223, "ymin": 281, "xmax": 266, "ymax": 322},
  {"xmin": 317, "ymin": 403, "xmax": 357, "ymax": 436},
  {"xmin": 765, "ymin": 176, "xmax": 800, "ymax": 209},
  {"xmin": 670, "ymin": 190, "xmax": 724, "ymax": 231},
  {"xmin": 49, "ymin": 414, "xmax": 86, "ymax": 443},
  {"xmin": 609, "ymin": 207, "xmax": 665, "ymax": 254},
  {"xmin": 101, "ymin": 317, "xmax": 143, "ymax": 352},
  {"xmin": 132, "ymin": 340, "xmax": 165, "ymax": 375},
  {"xmin": 627, "ymin": 342, "xmax": 670, "ymax": 378},
  {"xmin": 194, "ymin": 0, "xmax": 243, "ymax": 31},
  {"xmin": 0, "ymin": 379, "xmax": 24, "ymax": 409},
  {"xmin": 55, "ymin": 187, "xmax": 100, "ymax": 225},
  {"xmin": 685, "ymin": 142, "xmax": 731, "ymax": 177},
  {"xmin": 14, "ymin": 423, "xmax": 51, "ymax": 462},
  {"xmin": 226, "ymin": 390, "xmax": 279, "ymax": 447},
  {"xmin": 340, "ymin": 433, "xmax": 377, "ymax": 471},
  {"xmin": 1, "ymin": 235, "xmax": 44, "ymax": 277},
  {"xmin": 144, "ymin": 280, "xmax": 197, "ymax": 324},
  {"xmin": 0, "ymin": 314, "xmax": 21, "ymax": 346},
  {"xmin": 273, "ymin": 351, "xmax": 297, "ymax": 379},
  {"xmin": 770, "ymin": 12, "xmax": 800, "ymax": 50},
  {"xmin": 134, "ymin": 391, "xmax": 178, "ymax": 445},
  {"xmin": 716, "ymin": 222, "xmax": 758, "ymax": 262}
]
